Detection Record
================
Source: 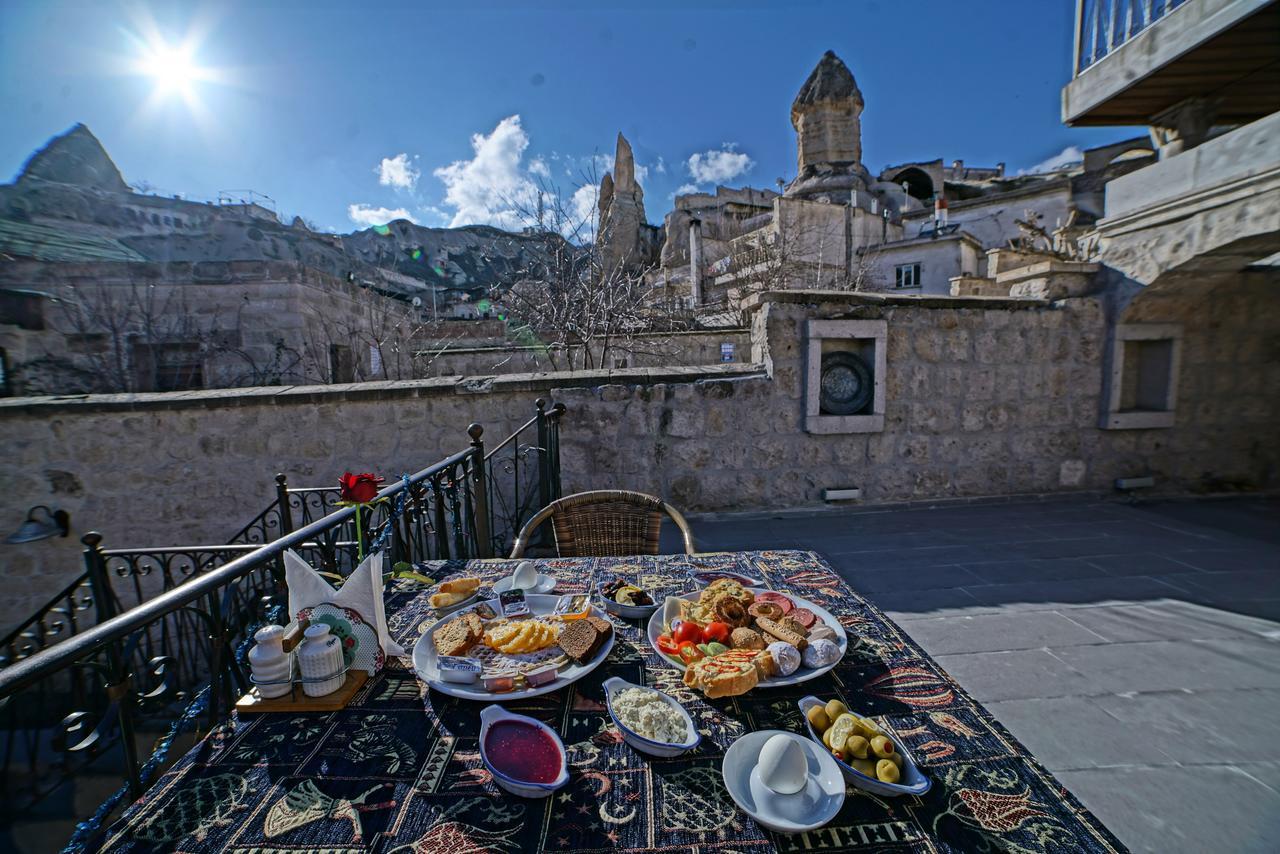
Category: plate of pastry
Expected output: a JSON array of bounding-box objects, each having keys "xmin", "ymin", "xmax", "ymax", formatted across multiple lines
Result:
[
  {"xmin": 427, "ymin": 576, "xmax": 482, "ymax": 613},
  {"xmin": 413, "ymin": 593, "xmax": 615, "ymax": 701},
  {"xmin": 646, "ymin": 579, "xmax": 847, "ymax": 698}
]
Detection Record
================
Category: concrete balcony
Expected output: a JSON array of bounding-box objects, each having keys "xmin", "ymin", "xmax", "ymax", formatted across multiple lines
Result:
[
  {"xmin": 1096, "ymin": 112, "xmax": 1280, "ymax": 284},
  {"xmin": 1064, "ymin": 0, "xmax": 1279, "ymax": 128}
]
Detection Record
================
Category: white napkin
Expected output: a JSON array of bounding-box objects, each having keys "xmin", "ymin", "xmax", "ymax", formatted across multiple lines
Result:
[{"xmin": 284, "ymin": 549, "xmax": 405, "ymax": 658}]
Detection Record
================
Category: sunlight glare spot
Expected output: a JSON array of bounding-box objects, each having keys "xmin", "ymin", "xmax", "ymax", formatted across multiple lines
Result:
[{"xmin": 138, "ymin": 41, "xmax": 200, "ymax": 96}]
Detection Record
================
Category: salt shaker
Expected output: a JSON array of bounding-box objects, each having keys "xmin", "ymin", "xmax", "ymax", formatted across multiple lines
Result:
[
  {"xmin": 248, "ymin": 625, "xmax": 292, "ymax": 699},
  {"xmin": 297, "ymin": 623, "xmax": 345, "ymax": 697}
]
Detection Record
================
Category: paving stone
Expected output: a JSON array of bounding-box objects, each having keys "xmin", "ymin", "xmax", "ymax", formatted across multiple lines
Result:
[
  {"xmin": 1084, "ymin": 554, "xmax": 1199, "ymax": 577},
  {"xmin": 1052, "ymin": 638, "xmax": 1280, "ymax": 695},
  {"xmin": 931, "ymin": 648, "xmax": 1093, "ymax": 701},
  {"xmin": 1054, "ymin": 765, "xmax": 1280, "ymax": 854},
  {"xmin": 962, "ymin": 575, "xmax": 1186, "ymax": 610},
  {"xmin": 1160, "ymin": 570, "xmax": 1280, "ymax": 600},
  {"xmin": 839, "ymin": 563, "xmax": 984, "ymax": 593},
  {"xmin": 1061, "ymin": 601, "xmax": 1280, "ymax": 643},
  {"xmin": 860, "ymin": 586, "xmax": 992, "ymax": 618},
  {"xmin": 1168, "ymin": 549, "xmax": 1280, "ymax": 573},
  {"xmin": 962, "ymin": 557, "xmax": 1108, "ymax": 584},
  {"xmin": 983, "ymin": 696, "xmax": 1174, "ymax": 770},
  {"xmin": 1092, "ymin": 688, "xmax": 1280, "ymax": 763},
  {"xmin": 892, "ymin": 610, "xmax": 1106, "ymax": 654}
]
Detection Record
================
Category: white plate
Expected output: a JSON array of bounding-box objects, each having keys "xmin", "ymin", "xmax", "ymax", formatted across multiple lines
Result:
[
  {"xmin": 492, "ymin": 573, "xmax": 557, "ymax": 595},
  {"xmin": 722, "ymin": 730, "xmax": 845, "ymax": 834},
  {"xmin": 646, "ymin": 589, "xmax": 848, "ymax": 689},
  {"xmin": 413, "ymin": 595, "xmax": 614, "ymax": 701},
  {"xmin": 797, "ymin": 696, "xmax": 930, "ymax": 797}
]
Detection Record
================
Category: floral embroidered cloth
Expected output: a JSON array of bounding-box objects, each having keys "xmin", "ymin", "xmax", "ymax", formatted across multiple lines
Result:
[{"xmin": 94, "ymin": 551, "xmax": 1127, "ymax": 852}]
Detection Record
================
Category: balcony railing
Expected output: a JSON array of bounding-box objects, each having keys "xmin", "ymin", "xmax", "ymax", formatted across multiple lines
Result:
[
  {"xmin": 0, "ymin": 401, "xmax": 564, "ymax": 848},
  {"xmin": 1075, "ymin": 0, "xmax": 1190, "ymax": 74}
]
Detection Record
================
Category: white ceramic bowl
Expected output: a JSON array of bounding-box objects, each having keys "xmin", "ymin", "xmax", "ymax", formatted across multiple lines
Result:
[
  {"xmin": 478, "ymin": 705, "xmax": 570, "ymax": 798},
  {"xmin": 797, "ymin": 695, "xmax": 930, "ymax": 797},
  {"xmin": 602, "ymin": 677, "xmax": 700, "ymax": 757},
  {"xmin": 595, "ymin": 579, "xmax": 661, "ymax": 620}
]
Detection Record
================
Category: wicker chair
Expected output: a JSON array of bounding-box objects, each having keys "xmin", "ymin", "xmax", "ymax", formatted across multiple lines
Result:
[{"xmin": 508, "ymin": 490, "xmax": 696, "ymax": 558}]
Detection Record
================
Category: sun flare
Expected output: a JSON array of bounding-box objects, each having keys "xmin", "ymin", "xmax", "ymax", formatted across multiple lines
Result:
[{"xmin": 137, "ymin": 41, "xmax": 203, "ymax": 96}]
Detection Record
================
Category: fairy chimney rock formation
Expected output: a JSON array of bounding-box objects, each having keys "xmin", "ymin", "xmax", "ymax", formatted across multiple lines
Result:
[
  {"xmin": 786, "ymin": 51, "xmax": 871, "ymax": 200},
  {"xmin": 597, "ymin": 132, "xmax": 658, "ymax": 273},
  {"xmin": 17, "ymin": 123, "xmax": 129, "ymax": 193}
]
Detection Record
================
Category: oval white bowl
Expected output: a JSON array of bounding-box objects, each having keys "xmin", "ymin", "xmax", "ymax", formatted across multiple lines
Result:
[
  {"xmin": 602, "ymin": 676, "xmax": 700, "ymax": 757},
  {"xmin": 595, "ymin": 580, "xmax": 661, "ymax": 620},
  {"xmin": 478, "ymin": 705, "xmax": 570, "ymax": 798},
  {"xmin": 796, "ymin": 695, "xmax": 931, "ymax": 797}
]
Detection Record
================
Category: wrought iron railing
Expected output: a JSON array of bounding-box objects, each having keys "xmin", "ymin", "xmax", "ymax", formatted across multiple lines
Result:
[
  {"xmin": 483, "ymin": 398, "xmax": 566, "ymax": 558},
  {"xmin": 0, "ymin": 403, "xmax": 564, "ymax": 847},
  {"xmin": 1075, "ymin": 0, "xmax": 1190, "ymax": 74}
]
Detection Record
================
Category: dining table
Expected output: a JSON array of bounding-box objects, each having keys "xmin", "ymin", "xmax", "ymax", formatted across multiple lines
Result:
[{"xmin": 92, "ymin": 550, "xmax": 1127, "ymax": 852}]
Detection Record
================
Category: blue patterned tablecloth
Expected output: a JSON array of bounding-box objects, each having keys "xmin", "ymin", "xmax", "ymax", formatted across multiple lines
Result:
[{"xmin": 94, "ymin": 550, "xmax": 1127, "ymax": 852}]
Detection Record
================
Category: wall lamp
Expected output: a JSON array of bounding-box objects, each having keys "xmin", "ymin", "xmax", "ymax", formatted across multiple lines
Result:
[{"xmin": 4, "ymin": 505, "xmax": 71, "ymax": 544}]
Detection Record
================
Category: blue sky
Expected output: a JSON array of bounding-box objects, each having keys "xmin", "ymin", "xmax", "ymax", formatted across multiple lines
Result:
[{"xmin": 0, "ymin": 0, "xmax": 1139, "ymax": 233}]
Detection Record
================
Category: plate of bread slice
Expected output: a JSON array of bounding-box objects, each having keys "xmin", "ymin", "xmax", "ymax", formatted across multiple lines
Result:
[
  {"xmin": 646, "ymin": 579, "xmax": 847, "ymax": 698},
  {"xmin": 413, "ymin": 594, "xmax": 615, "ymax": 701}
]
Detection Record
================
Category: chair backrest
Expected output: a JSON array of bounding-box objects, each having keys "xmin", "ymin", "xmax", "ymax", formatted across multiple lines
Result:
[{"xmin": 508, "ymin": 489, "xmax": 695, "ymax": 558}]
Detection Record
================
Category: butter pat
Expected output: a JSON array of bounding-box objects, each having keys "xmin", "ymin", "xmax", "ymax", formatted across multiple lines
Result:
[{"xmin": 437, "ymin": 656, "xmax": 481, "ymax": 684}]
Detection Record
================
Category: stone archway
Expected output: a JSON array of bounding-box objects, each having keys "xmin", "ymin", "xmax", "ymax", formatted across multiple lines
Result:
[{"xmin": 885, "ymin": 167, "xmax": 935, "ymax": 202}]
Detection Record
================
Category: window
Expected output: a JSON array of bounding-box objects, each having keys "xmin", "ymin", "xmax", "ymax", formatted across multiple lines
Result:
[
  {"xmin": 133, "ymin": 342, "xmax": 204, "ymax": 392},
  {"xmin": 1103, "ymin": 323, "xmax": 1182, "ymax": 429},
  {"xmin": 894, "ymin": 263, "xmax": 921, "ymax": 289}
]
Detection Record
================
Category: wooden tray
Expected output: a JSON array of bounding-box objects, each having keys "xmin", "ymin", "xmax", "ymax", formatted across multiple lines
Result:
[
  {"xmin": 236, "ymin": 669, "xmax": 368, "ymax": 713},
  {"xmin": 236, "ymin": 623, "xmax": 370, "ymax": 713}
]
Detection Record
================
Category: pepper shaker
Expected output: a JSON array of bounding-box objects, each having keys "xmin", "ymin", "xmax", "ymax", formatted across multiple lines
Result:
[{"xmin": 297, "ymin": 623, "xmax": 345, "ymax": 697}]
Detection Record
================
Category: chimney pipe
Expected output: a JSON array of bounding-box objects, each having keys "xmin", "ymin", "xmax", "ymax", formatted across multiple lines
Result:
[{"xmin": 689, "ymin": 217, "xmax": 703, "ymax": 306}]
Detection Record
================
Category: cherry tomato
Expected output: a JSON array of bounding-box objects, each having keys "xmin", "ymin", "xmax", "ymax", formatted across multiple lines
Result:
[
  {"xmin": 656, "ymin": 634, "xmax": 680, "ymax": 656},
  {"xmin": 678, "ymin": 641, "xmax": 704, "ymax": 663},
  {"xmin": 673, "ymin": 622, "xmax": 703, "ymax": 645},
  {"xmin": 702, "ymin": 621, "xmax": 731, "ymax": 644}
]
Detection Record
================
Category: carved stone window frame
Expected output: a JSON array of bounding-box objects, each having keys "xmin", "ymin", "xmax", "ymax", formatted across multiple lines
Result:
[
  {"xmin": 1101, "ymin": 322, "xmax": 1183, "ymax": 430},
  {"xmin": 804, "ymin": 319, "xmax": 887, "ymax": 434}
]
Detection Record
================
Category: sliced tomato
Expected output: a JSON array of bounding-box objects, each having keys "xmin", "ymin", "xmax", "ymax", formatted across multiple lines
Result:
[
  {"xmin": 702, "ymin": 621, "xmax": 731, "ymax": 644},
  {"xmin": 678, "ymin": 641, "xmax": 704, "ymax": 663},
  {"xmin": 673, "ymin": 621, "xmax": 704, "ymax": 645},
  {"xmin": 656, "ymin": 634, "xmax": 680, "ymax": 656}
]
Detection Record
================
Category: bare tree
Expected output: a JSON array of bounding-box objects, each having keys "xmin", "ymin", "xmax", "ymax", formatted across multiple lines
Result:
[
  {"xmin": 487, "ymin": 170, "xmax": 689, "ymax": 373},
  {"xmin": 295, "ymin": 279, "xmax": 442, "ymax": 383}
]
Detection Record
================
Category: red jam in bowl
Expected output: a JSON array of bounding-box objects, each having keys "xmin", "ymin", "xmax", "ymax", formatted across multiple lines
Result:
[{"xmin": 484, "ymin": 721, "xmax": 562, "ymax": 784}]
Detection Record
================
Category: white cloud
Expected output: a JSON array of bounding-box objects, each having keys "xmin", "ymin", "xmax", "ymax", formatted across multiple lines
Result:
[
  {"xmin": 655, "ymin": 156, "xmax": 667, "ymax": 174},
  {"xmin": 377, "ymin": 153, "xmax": 420, "ymax": 189},
  {"xmin": 687, "ymin": 144, "xmax": 754, "ymax": 185},
  {"xmin": 348, "ymin": 204, "xmax": 417, "ymax": 227},
  {"xmin": 674, "ymin": 183, "xmax": 701, "ymax": 197},
  {"xmin": 1019, "ymin": 146, "xmax": 1083, "ymax": 176},
  {"xmin": 433, "ymin": 115, "xmax": 540, "ymax": 229}
]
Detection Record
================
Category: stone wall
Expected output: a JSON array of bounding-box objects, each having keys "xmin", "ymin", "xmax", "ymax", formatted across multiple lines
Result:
[
  {"xmin": 419, "ymin": 329, "xmax": 752, "ymax": 376},
  {"xmin": 2, "ymin": 281, "xmax": 1276, "ymax": 631}
]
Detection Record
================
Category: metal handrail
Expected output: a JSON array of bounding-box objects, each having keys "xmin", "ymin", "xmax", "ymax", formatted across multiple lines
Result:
[
  {"xmin": 1074, "ymin": 0, "xmax": 1190, "ymax": 75},
  {"xmin": 0, "ymin": 445, "xmax": 475, "ymax": 702}
]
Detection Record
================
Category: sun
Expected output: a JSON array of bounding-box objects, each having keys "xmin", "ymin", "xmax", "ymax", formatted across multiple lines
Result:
[{"xmin": 136, "ymin": 40, "xmax": 205, "ymax": 97}]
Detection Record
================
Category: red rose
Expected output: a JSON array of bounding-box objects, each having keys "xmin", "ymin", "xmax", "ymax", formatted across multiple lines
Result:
[{"xmin": 339, "ymin": 472, "xmax": 385, "ymax": 504}]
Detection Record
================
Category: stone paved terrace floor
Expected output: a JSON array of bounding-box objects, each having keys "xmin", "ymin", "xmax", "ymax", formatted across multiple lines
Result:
[{"xmin": 678, "ymin": 495, "xmax": 1280, "ymax": 853}]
